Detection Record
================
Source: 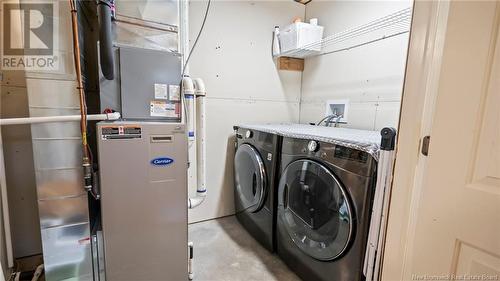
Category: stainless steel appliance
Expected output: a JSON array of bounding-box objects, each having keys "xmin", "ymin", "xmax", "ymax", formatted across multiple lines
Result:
[
  {"xmin": 233, "ymin": 126, "xmax": 281, "ymax": 253},
  {"xmin": 97, "ymin": 122, "xmax": 188, "ymax": 281},
  {"xmin": 276, "ymin": 133, "xmax": 378, "ymax": 281}
]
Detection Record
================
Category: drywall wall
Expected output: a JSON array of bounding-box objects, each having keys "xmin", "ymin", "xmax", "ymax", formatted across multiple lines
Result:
[
  {"xmin": 188, "ymin": 0, "xmax": 304, "ymax": 223},
  {"xmin": 300, "ymin": 0, "xmax": 412, "ymax": 131}
]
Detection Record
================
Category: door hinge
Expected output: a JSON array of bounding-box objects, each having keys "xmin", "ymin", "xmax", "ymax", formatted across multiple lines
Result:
[{"xmin": 421, "ymin": 136, "xmax": 431, "ymax": 156}]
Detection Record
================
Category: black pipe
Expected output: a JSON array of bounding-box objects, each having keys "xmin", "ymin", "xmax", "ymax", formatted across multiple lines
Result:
[{"xmin": 97, "ymin": 0, "xmax": 114, "ymax": 80}]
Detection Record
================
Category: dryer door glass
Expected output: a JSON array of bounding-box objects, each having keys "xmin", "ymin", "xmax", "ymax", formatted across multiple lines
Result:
[
  {"xmin": 234, "ymin": 144, "xmax": 267, "ymax": 213},
  {"xmin": 278, "ymin": 159, "xmax": 353, "ymax": 261}
]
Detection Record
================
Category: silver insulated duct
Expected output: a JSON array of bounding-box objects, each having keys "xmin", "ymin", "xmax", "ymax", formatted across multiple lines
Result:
[{"xmin": 28, "ymin": 85, "xmax": 93, "ymax": 281}]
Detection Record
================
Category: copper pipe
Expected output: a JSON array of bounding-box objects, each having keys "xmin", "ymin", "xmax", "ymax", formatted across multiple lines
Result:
[{"xmin": 69, "ymin": 0, "xmax": 92, "ymax": 188}]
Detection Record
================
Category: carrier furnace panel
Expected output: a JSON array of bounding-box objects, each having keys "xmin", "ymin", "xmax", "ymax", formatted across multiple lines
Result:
[{"xmin": 97, "ymin": 122, "xmax": 188, "ymax": 281}]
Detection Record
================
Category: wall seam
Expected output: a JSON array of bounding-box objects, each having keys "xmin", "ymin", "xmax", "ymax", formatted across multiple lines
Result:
[
  {"xmin": 298, "ymin": 3, "xmax": 308, "ymax": 123},
  {"xmin": 205, "ymin": 96, "xmax": 300, "ymax": 104}
]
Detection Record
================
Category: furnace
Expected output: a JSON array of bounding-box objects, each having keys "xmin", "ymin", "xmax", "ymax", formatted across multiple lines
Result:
[{"xmin": 97, "ymin": 122, "xmax": 188, "ymax": 281}]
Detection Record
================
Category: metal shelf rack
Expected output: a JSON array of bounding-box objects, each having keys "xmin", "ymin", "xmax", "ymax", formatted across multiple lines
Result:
[{"xmin": 277, "ymin": 7, "xmax": 412, "ymax": 59}]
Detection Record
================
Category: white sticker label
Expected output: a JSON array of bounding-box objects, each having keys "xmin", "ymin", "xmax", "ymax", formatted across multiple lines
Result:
[
  {"xmin": 154, "ymin": 83, "xmax": 168, "ymax": 100},
  {"xmin": 169, "ymin": 85, "xmax": 180, "ymax": 101},
  {"xmin": 267, "ymin": 153, "xmax": 272, "ymax": 161},
  {"xmin": 150, "ymin": 101, "xmax": 178, "ymax": 118},
  {"xmin": 150, "ymin": 100, "xmax": 168, "ymax": 117}
]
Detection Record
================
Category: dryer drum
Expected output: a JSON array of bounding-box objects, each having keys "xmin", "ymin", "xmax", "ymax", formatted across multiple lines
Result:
[
  {"xmin": 278, "ymin": 159, "xmax": 353, "ymax": 261},
  {"xmin": 234, "ymin": 144, "xmax": 267, "ymax": 213}
]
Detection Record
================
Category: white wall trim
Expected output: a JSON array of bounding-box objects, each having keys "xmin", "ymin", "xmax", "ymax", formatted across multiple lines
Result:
[
  {"xmin": 401, "ymin": 1, "xmax": 450, "ymax": 279},
  {"xmin": 382, "ymin": 0, "xmax": 451, "ymax": 280}
]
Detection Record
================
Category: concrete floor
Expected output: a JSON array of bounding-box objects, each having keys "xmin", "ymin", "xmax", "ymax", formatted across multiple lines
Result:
[{"xmin": 189, "ymin": 216, "xmax": 301, "ymax": 281}]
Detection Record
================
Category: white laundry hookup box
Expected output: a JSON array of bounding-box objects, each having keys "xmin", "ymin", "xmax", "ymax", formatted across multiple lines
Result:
[{"xmin": 279, "ymin": 22, "xmax": 324, "ymax": 54}]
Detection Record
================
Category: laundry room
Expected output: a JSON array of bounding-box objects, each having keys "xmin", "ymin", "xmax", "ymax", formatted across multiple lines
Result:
[{"xmin": 2, "ymin": 0, "xmax": 500, "ymax": 281}]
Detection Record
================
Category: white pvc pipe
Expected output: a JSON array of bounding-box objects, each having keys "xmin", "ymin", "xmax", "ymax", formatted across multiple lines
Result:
[
  {"xmin": 0, "ymin": 111, "xmax": 120, "ymax": 268},
  {"xmin": 183, "ymin": 77, "xmax": 201, "ymax": 209},
  {"xmin": 182, "ymin": 77, "xmax": 196, "ymax": 141},
  {"xmin": 189, "ymin": 78, "xmax": 207, "ymax": 209},
  {"xmin": 188, "ymin": 196, "xmax": 204, "ymax": 209},
  {"xmin": 194, "ymin": 78, "xmax": 206, "ymax": 194},
  {"xmin": 0, "ymin": 112, "xmax": 121, "ymax": 126},
  {"xmin": 188, "ymin": 242, "xmax": 194, "ymax": 280},
  {"xmin": 0, "ymin": 130, "xmax": 14, "ymax": 268}
]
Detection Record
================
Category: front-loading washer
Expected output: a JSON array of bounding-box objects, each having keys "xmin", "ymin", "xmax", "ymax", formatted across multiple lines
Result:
[
  {"xmin": 276, "ymin": 135, "xmax": 378, "ymax": 281},
  {"xmin": 233, "ymin": 125, "xmax": 281, "ymax": 252}
]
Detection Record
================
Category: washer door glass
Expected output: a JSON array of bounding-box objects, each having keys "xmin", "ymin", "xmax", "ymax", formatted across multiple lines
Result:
[
  {"xmin": 234, "ymin": 144, "xmax": 267, "ymax": 213},
  {"xmin": 278, "ymin": 159, "xmax": 353, "ymax": 261}
]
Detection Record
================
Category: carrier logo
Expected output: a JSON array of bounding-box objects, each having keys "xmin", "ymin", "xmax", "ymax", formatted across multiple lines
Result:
[{"xmin": 150, "ymin": 157, "xmax": 174, "ymax": 166}]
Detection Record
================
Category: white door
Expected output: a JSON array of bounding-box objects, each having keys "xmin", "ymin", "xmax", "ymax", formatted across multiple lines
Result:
[{"xmin": 402, "ymin": 1, "xmax": 500, "ymax": 279}]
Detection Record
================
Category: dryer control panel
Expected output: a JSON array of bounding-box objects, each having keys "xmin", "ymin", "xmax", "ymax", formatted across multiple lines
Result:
[
  {"xmin": 333, "ymin": 146, "xmax": 369, "ymax": 163},
  {"xmin": 281, "ymin": 137, "xmax": 377, "ymax": 177}
]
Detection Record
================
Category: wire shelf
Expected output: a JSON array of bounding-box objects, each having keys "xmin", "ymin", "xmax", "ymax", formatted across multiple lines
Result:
[{"xmin": 277, "ymin": 7, "xmax": 412, "ymax": 59}]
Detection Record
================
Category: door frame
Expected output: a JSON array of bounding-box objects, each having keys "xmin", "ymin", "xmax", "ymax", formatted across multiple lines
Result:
[{"xmin": 382, "ymin": 0, "xmax": 451, "ymax": 280}]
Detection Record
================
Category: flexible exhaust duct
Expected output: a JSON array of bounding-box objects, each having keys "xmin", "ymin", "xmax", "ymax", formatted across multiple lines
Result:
[{"xmin": 98, "ymin": 0, "xmax": 115, "ymax": 80}]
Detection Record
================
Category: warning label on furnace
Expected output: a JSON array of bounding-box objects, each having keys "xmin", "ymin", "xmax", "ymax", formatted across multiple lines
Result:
[
  {"xmin": 101, "ymin": 126, "xmax": 141, "ymax": 140},
  {"xmin": 154, "ymin": 83, "xmax": 168, "ymax": 100},
  {"xmin": 150, "ymin": 100, "xmax": 179, "ymax": 118},
  {"xmin": 169, "ymin": 85, "xmax": 180, "ymax": 101}
]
